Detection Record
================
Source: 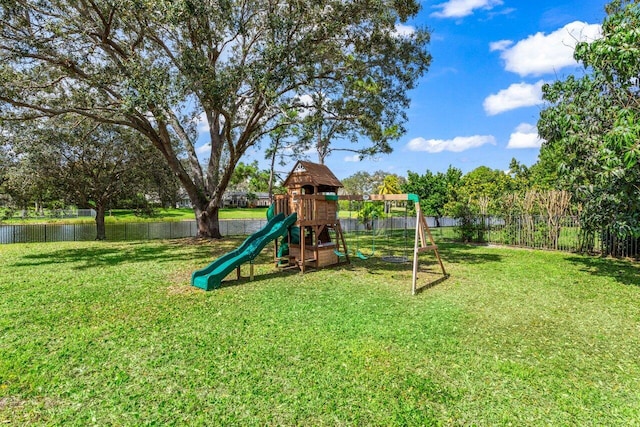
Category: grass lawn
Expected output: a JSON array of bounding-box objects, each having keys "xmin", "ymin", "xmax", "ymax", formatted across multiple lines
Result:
[{"xmin": 1, "ymin": 240, "xmax": 639, "ymax": 425}]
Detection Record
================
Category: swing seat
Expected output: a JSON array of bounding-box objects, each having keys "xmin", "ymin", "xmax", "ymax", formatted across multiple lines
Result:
[
  {"xmin": 354, "ymin": 250, "xmax": 368, "ymax": 260},
  {"xmin": 334, "ymin": 249, "xmax": 346, "ymax": 258},
  {"xmin": 381, "ymin": 255, "xmax": 408, "ymax": 263}
]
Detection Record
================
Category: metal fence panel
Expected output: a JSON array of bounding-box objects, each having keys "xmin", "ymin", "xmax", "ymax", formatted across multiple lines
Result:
[
  {"xmin": 105, "ymin": 224, "xmax": 126, "ymax": 241},
  {"xmin": 0, "ymin": 219, "xmax": 276, "ymax": 244},
  {"xmin": 170, "ymin": 221, "xmax": 194, "ymax": 239},
  {"xmin": 222, "ymin": 220, "xmax": 248, "ymax": 236},
  {"xmin": 149, "ymin": 222, "xmax": 172, "ymax": 240},
  {"xmin": 76, "ymin": 224, "xmax": 97, "ymax": 241},
  {"xmin": 0, "ymin": 225, "xmax": 11, "ymax": 244},
  {"xmin": 45, "ymin": 224, "xmax": 74, "ymax": 242},
  {"xmin": 126, "ymin": 223, "xmax": 149, "ymax": 241}
]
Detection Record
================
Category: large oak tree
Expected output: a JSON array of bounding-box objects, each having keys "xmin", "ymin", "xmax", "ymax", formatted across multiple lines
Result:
[{"xmin": 0, "ymin": 0, "xmax": 431, "ymax": 238}]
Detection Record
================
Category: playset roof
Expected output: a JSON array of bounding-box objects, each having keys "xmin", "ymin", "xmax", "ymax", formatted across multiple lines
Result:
[{"xmin": 283, "ymin": 161, "xmax": 343, "ymax": 189}]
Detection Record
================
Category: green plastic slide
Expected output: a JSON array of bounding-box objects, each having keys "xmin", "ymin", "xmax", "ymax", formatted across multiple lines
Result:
[{"xmin": 191, "ymin": 212, "xmax": 298, "ymax": 291}]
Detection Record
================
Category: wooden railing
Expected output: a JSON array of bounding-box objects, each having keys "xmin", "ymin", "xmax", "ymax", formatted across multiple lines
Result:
[{"xmin": 274, "ymin": 195, "xmax": 338, "ymax": 224}]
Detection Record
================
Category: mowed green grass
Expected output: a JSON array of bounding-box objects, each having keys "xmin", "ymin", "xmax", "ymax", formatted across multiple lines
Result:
[{"xmin": 1, "ymin": 240, "xmax": 639, "ymax": 425}]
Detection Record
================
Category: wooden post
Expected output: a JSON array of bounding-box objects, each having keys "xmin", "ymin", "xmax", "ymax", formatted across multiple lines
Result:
[
  {"xmin": 336, "ymin": 222, "xmax": 350, "ymax": 264},
  {"xmin": 300, "ymin": 226, "xmax": 306, "ymax": 273},
  {"xmin": 412, "ymin": 202, "xmax": 422, "ymax": 295},
  {"xmin": 426, "ymin": 216, "xmax": 447, "ymax": 277}
]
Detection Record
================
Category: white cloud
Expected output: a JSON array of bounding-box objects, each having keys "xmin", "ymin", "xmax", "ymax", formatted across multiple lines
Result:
[
  {"xmin": 431, "ymin": 0, "xmax": 503, "ymax": 18},
  {"xmin": 495, "ymin": 21, "xmax": 602, "ymax": 77},
  {"xmin": 489, "ymin": 39, "xmax": 513, "ymax": 52},
  {"xmin": 507, "ymin": 123, "xmax": 545, "ymax": 149},
  {"xmin": 193, "ymin": 112, "xmax": 210, "ymax": 133},
  {"xmin": 294, "ymin": 94, "xmax": 316, "ymax": 119},
  {"xmin": 406, "ymin": 135, "xmax": 496, "ymax": 153},
  {"xmin": 297, "ymin": 94, "xmax": 314, "ymax": 106},
  {"xmin": 344, "ymin": 154, "xmax": 361, "ymax": 162},
  {"xmin": 196, "ymin": 143, "xmax": 211, "ymax": 155},
  {"xmin": 483, "ymin": 80, "xmax": 544, "ymax": 115},
  {"xmin": 394, "ymin": 24, "xmax": 415, "ymax": 37}
]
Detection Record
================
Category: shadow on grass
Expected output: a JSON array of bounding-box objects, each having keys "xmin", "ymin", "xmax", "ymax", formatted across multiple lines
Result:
[
  {"xmin": 564, "ymin": 255, "xmax": 640, "ymax": 287},
  {"xmin": 187, "ymin": 249, "xmax": 454, "ymax": 292},
  {"xmin": 415, "ymin": 274, "xmax": 451, "ymax": 294},
  {"xmin": 11, "ymin": 238, "xmax": 240, "ymax": 271},
  {"xmin": 437, "ymin": 243, "xmax": 502, "ymax": 265},
  {"xmin": 212, "ymin": 258, "xmax": 448, "ymax": 292},
  {"xmin": 215, "ymin": 266, "xmax": 302, "ymax": 290}
]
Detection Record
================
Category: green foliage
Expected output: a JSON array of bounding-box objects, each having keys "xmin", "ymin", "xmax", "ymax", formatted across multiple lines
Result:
[
  {"xmin": 342, "ymin": 171, "xmax": 376, "ymax": 195},
  {"xmin": 527, "ymin": 145, "xmax": 564, "ymax": 190},
  {"xmin": 357, "ymin": 201, "xmax": 385, "ymax": 229},
  {"xmin": 2, "ymin": 116, "xmax": 167, "ymax": 239},
  {"xmin": 445, "ymin": 166, "xmax": 514, "ymax": 216},
  {"xmin": 402, "ymin": 166, "xmax": 461, "ymax": 220},
  {"xmin": 447, "ymin": 201, "xmax": 482, "ymax": 243},
  {"xmin": 377, "ymin": 174, "xmax": 404, "ymax": 195},
  {"xmin": 230, "ymin": 161, "xmax": 271, "ymax": 193},
  {"xmin": 341, "ymin": 170, "xmax": 395, "ymax": 196},
  {"xmin": 119, "ymin": 194, "xmax": 157, "ymax": 218},
  {"xmin": 538, "ymin": 0, "xmax": 640, "ymax": 241},
  {"xmin": 508, "ymin": 158, "xmax": 534, "ymax": 192}
]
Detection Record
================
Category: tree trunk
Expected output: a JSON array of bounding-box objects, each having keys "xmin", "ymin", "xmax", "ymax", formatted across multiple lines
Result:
[
  {"xmin": 194, "ymin": 203, "xmax": 222, "ymax": 239},
  {"xmin": 95, "ymin": 203, "xmax": 107, "ymax": 240},
  {"xmin": 268, "ymin": 147, "xmax": 277, "ymax": 203}
]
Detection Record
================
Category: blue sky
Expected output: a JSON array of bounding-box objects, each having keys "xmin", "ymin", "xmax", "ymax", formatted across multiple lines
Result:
[{"xmin": 208, "ymin": 0, "xmax": 608, "ymax": 181}]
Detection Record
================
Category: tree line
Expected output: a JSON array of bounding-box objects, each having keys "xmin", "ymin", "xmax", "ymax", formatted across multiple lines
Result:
[{"xmin": 1, "ymin": 0, "xmax": 638, "ymax": 251}]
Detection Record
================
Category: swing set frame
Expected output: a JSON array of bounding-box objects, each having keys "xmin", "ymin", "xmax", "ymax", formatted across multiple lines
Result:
[{"xmin": 339, "ymin": 193, "xmax": 447, "ymax": 295}]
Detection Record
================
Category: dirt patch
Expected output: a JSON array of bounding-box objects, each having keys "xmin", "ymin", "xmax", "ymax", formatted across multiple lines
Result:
[
  {"xmin": 166, "ymin": 283, "xmax": 201, "ymax": 295},
  {"xmin": 0, "ymin": 396, "xmax": 25, "ymax": 410},
  {"xmin": 165, "ymin": 269, "xmax": 202, "ymax": 295}
]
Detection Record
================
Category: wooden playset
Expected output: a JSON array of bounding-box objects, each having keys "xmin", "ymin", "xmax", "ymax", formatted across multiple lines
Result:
[
  {"xmin": 274, "ymin": 161, "xmax": 447, "ymax": 294},
  {"xmin": 273, "ymin": 161, "xmax": 349, "ymax": 272},
  {"xmin": 192, "ymin": 160, "xmax": 445, "ymax": 293}
]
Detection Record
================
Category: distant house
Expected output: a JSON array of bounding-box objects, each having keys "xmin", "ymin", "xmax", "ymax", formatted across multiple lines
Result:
[
  {"xmin": 173, "ymin": 190, "xmax": 271, "ymax": 209},
  {"xmin": 254, "ymin": 193, "xmax": 273, "ymax": 207},
  {"xmin": 222, "ymin": 191, "xmax": 271, "ymax": 208},
  {"xmin": 174, "ymin": 188, "xmax": 192, "ymax": 208},
  {"xmin": 175, "ymin": 197, "xmax": 192, "ymax": 209}
]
